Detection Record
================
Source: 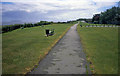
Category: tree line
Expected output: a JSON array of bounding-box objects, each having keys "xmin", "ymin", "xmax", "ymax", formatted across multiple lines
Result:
[
  {"xmin": 2, "ymin": 20, "xmax": 76, "ymax": 33},
  {"xmin": 92, "ymin": 6, "xmax": 120, "ymax": 25},
  {"xmin": 2, "ymin": 21, "xmax": 53, "ymax": 33}
]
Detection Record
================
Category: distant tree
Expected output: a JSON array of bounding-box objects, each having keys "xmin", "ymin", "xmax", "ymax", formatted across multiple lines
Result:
[
  {"xmin": 99, "ymin": 7, "xmax": 120, "ymax": 24},
  {"xmin": 92, "ymin": 14, "xmax": 100, "ymax": 24}
]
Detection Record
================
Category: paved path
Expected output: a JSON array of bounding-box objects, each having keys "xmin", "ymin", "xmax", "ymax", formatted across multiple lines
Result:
[{"xmin": 29, "ymin": 23, "xmax": 91, "ymax": 74}]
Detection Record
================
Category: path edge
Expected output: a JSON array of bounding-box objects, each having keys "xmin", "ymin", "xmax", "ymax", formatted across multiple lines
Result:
[{"xmin": 76, "ymin": 24, "xmax": 93, "ymax": 74}]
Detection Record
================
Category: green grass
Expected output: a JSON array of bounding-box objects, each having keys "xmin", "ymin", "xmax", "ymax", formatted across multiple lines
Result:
[
  {"xmin": 2, "ymin": 23, "xmax": 76, "ymax": 74},
  {"xmin": 78, "ymin": 22, "xmax": 119, "ymax": 27},
  {"xmin": 77, "ymin": 24, "xmax": 118, "ymax": 74}
]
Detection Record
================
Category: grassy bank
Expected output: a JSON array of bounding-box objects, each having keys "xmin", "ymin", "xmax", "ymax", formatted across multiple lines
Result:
[
  {"xmin": 77, "ymin": 23, "xmax": 118, "ymax": 74},
  {"xmin": 2, "ymin": 23, "xmax": 76, "ymax": 74}
]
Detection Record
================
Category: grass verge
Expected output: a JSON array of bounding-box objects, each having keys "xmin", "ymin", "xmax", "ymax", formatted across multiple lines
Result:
[
  {"xmin": 2, "ymin": 23, "xmax": 76, "ymax": 74},
  {"xmin": 77, "ymin": 24, "xmax": 118, "ymax": 74}
]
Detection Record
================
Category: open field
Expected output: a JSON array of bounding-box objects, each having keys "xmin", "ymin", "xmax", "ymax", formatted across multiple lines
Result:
[
  {"xmin": 77, "ymin": 23, "xmax": 118, "ymax": 74},
  {"xmin": 2, "ymin": 22, "xmax": 76, "ymax": 74}
]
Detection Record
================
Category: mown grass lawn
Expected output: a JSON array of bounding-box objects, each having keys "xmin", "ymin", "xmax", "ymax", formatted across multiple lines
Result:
[
  {"xmin": 2, "ymin": 23, "xmax": 75, "ymax": 74},
  {"xmin": 77, "ymin": 24, "xmax": 118, "ymax": 74}
]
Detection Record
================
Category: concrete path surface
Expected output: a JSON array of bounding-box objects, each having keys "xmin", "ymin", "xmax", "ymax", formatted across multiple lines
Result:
[{"xmin": 28, "ymin": 23, "xmax": 91, "ymax": 74}]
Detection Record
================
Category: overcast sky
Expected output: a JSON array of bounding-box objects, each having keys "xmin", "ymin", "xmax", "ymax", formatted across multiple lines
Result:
[{"xmin": 1, "ymin": 0, "xmax": 119, "ymax": 25}]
